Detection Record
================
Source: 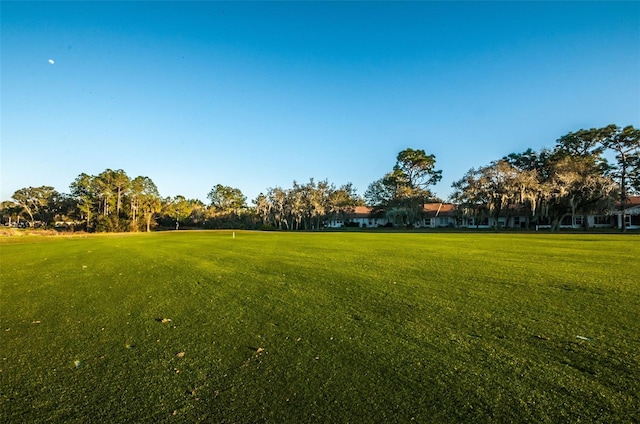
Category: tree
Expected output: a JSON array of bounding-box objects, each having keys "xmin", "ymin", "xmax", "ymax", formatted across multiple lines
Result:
[
  {"xmin": 130, "ymin": 176, "xmax": 161, "ymax": 232},
  {"xmin": 253, "ymin": 179, "xmax": 362, "ymax": 230},
  {"xmin": 253, "ymin": 193, "xmax": 271, "ymax": 227},
  {"xmin": 207, "ymin": 184, "xmax": 247, "ymax": 215},
  {"xmin": 163, "ymin": 196, "xmax": 193, "ymax": 230},
  {"xmin": 366, "ymin": 148, "xmax": 442, "ymax": 226},
  {"xmin": 326, "ymin": 182, "xmax": 361, "ymax": 226},
  {"xmin": 364, "ymin": 176, "xmax": 396, "ymax": 208},
  {"xmin": 539, "ymin": 154, "xmax": 616, "ymax": 231},
  {"xmin": 265, "ymin": 187, "xmax": 290, "ymax": 230},
  {"xmin": 10, "ymin": 186, "xmax": 59, "ymax": 227},
  {"xmin": 599, "ymin": 125, "xmax": 640, "ymax": 232},
  {"xmin": 556, "ymin": 128, "xmax": 607, "ymax": 158},
  {"xmin": 451, "ymin": 160, "xmax": 539, "ymax": 230},
  {"xmin": 395, "ymin": 148, "xmax": 443, "ymax": 192},
  {"xmin": 0, "ymin": 201, "xmax": 23, "ymax": 226},
  {"xmin": 95, "ymin": 169, "xmax": 130, "ymax": 218},
  {"xmin": 112, "ymin": 169, "xmax": 131, "ymax": 216},
  {"xmin": 70, "ymin": 173, "xmax": 99, "ymax": 231},
  {"xmin": 47, "ymin": 192, "xmax": 77, "ymax": 227},
  {"xmin": 502, "ymin": 144, "xmax": 616, "ymax": 231},
  {"xmin": 189, "ymin": 200, "xmax": 208, "ymax": 228}
]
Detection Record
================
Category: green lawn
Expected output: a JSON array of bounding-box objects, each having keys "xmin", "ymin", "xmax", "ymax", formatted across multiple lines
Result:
[{"xmin": 1, "ymin": 231, "xmax": 639, "ymax": 423}]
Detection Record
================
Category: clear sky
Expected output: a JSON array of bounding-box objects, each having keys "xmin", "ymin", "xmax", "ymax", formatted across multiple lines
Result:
[{"xmin": 2, "ymin": 1, "xmax": 639, "ymax": 204}]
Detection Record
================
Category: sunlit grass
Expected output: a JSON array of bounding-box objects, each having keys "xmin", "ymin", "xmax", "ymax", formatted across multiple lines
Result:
[{"xmin": 1, "ymin": 231, "xmax": 638, "ymax": 422}]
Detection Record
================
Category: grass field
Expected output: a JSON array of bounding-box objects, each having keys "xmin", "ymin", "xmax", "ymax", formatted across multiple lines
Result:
[{"xmin": 1, "ymin": 231, "xmax": 639, "ymax": 423}]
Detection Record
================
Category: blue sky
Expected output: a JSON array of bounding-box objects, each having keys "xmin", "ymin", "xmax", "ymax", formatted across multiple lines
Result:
[{"xmin": 2, "ymin": 1, "xmax": 639, "ymax": 203}]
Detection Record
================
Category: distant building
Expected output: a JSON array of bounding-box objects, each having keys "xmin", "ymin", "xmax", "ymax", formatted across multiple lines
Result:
[{"xmin": 324, "ymin": 196, "xmax": 640, "ymax": 230}]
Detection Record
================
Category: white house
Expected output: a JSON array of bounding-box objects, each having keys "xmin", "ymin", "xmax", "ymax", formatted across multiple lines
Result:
[
  {"xmin": 326, "ymin": 206, "xmax": 390, "ymax": 228},
  {"xmin": 418, "ymin": 203, "xmax": 457, "ymax": 228},
  {"xmin": 326, "ymin": 204, "xmax": 456, "ymax": 228},
  {"xmin": 615, "ymin": 196, "xmax": 640, "ymax": 230},
  {"xmin": 325, "ymin": 197, "xmax": 640, "ymax": 230}
]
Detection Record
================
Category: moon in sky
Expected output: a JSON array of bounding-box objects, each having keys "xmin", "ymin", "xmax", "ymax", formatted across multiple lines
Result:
[{"xmin": 48, "ymin": 59, "xmax": 55, "ymax": 64}]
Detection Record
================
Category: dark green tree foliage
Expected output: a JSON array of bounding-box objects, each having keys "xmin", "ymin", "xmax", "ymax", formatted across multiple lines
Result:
[
  {"xmin": 67, "ymin": 169, "xmax": 162, "ymax": 232},
  {"xmin": 208, "ymin": 184, "xmax": 247, "ymax": 214},
  {"xmin": 366, "ymin": 148, "xmax": 442, "ymax": 226},
  {"xmin": 451, "ymin": 160, "xmax": 539, "ymax": 230},
  {"xmin": 3, "ymin": 125, "xmax": 637, "ymax": 233},
  {"xmin": 599, "ymin": 125, "xmax": 640, "ymax": 231},
  {"xmin": 163, "ymin": 196, "xmax": 193, "ymax": 230},
  {"xmin": 205, "ymin": 185, "xmax": 252, "ymax": 229},
  {"xmin": 10, "ymin": 186, "xmax": 59, "ymax": 227},
  {"xmin": 0, "ymin": 201, "xmax": 23, "ymax": 226},
  {"xmin": 70, "ymin": 173, "xmax": 98, "ymax": 230},
  {"xmin": 253, "ymin": 179, "xmax": 361, "ymax": 230},
  {"xmin": 130, "ymin": 176, "xmax": 162, "ymax": 232},
  {"xmin": 453, "ymin": 126, "xmax": 633, "ymax": 231}
]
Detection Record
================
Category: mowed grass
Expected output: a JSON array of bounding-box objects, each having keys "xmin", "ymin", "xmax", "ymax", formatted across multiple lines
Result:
[{"xmin": 1, "ymin": 231, "xmax": 638, "ymax": 423}]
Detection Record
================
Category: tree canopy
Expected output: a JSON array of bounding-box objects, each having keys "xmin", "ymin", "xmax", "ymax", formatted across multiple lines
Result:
[
  {"xmin": 2, "ymin": 124, "xmax": 638, "ymax": 232},
  {"xmin": 365, "ymin": 148, "xmax": 442, "ymax": 226}
]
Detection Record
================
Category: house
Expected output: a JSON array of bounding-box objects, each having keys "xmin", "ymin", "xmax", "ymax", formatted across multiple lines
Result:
[
  {"xmin": 326, "ymin": 204, "xmax": 457, "ymax": 228},
  {"xmin": 615, "ymin": 196, "xmax": 640, "ymax": 230},
  {"xmin": 325, "ymin": 206, "xmax": 390, "ymax": 228},
  {"xmin": 325, "ymin": 196, "xmax": 640, "ymax": 230},
  {"xmin": 418, "ymin": 203, "xmax": 457, "ymax": 228}
]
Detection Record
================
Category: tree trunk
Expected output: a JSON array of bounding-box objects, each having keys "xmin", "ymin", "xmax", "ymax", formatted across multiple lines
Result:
[
  {"xmin": 620, "ymin": 169, "xmax": 627, "ymax": 232},
  {"xmin": 583, "ymin": 214, "xmax": 590, "ymax": 231},
  {"xmin": 117, "ymin": 187, "xmax": 122, "ymax": 215}
]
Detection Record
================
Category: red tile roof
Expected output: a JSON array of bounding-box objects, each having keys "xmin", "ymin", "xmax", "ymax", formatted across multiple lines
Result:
[
  {"xmin": 422, "ymin": 203, "xmax": 456, "ymax": 217},
  {"xmin": 625, "ymin": 196, "xmax": 640, "ymax": 207},
  {"xmin": 348, "ymin": 204, "xmax": 457, "ymax": 218}
]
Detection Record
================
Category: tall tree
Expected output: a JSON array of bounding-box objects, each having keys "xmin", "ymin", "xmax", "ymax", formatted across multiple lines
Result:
[
  {"xmin": 207, "ymin": 184, "xmax": 247, "ymax": 215},
  {"xmin": 556, "ymin": 128, "xmax": 607, "ymax": 158},
  {"xmin": 266, "ymin": 187, "xmax": 290, "ymax": 230},
  {"xmin": 451, "ymin": 161, "xmax": 538, "ymax": 230},
  {"xmin": 95, "ymin": 169, "xmax": 130, "ymax": 217},
  {"xmin": 112, "ymin": 169, "xmax": 131, "ymax": 216},
  {"xmin": 364, "ymin": 176, "xmax": 396, "ymax": 208},
  {"xmin": 253, "ymin": 193, "xmax": 271, "ymax": 227},
  {"xmin": 395, "ymin": 148, "xmax": 443, "ymax": 192},
  {"xmin": 503, "ymin": 145, "xmax": 615, "ymax": 231},
  {"xmin": 130, "ymin": 176, "xmax": 161, "ymax": 232},
  {"xmin": 326, "ymin": 182, "xmax": 360, "ymax": 226},
  {"xmin": 599, "ymin": 125, "xmax": 640, "ymax": 232},
  {"xmin": 539, "ymin": 154, "xmax": 615, "ymax": 231},
  {"xmin": 366, "ymin": 148, "xmax": 442, "ymax": 226},
  {"xmin": 70, "ymin": 173, "xmax": 99, "ymax": 231},
  {"xmin": 163, "ymin": 196, "xmax": 193, "ymax": 230}
]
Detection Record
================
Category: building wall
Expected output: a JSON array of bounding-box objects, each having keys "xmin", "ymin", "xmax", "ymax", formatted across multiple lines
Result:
[{"xmin": 616, "ymin": 206, "xmax": 640, "ymax": 229}]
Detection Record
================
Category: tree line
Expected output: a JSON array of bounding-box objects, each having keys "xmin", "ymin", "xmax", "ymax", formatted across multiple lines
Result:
[
  {"xmin": 451, "ymin": 125, "xmax": 639, "ymax": 231},
  {"xmin": 2, "ymin": 124, "xmax": 638, "ymax": 232},
  {"xmin": 0, "ymin": 172, "xmax": 364, "ymax": 233}
]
